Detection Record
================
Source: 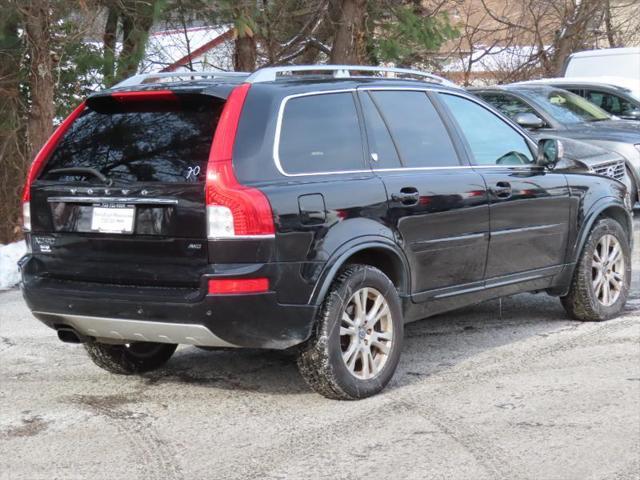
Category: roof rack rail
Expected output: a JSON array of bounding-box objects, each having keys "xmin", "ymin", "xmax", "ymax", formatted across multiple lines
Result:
[
  {"xmin": 114, "ymin": 71, "xmax": 249, "ymax": 88},
  {"xmin": 245, "ymin": 65, "xmax": 457, "ymax": 87}
]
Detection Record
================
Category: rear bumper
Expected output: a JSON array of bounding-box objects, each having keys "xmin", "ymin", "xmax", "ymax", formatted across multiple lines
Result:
[{"xmin": 20, "ymin": 256, "xmax": 317, "ymax": 350}]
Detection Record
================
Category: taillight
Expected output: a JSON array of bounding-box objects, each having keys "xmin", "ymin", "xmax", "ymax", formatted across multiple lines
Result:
[
  {"xmin": 21, "ymin": 102, "xmax": 86, "ymax": 231},
  {"xmin": 208, "ymin": 277, "xmax": 269, "ymax": 295},
  {"xmin": 206, "ymin": 83, "xmax": 275, "ymax": 239}
]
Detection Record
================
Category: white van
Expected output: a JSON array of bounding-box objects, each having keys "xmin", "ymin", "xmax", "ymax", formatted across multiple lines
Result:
[{"xmin": 564, "ymin": 48, "xmax": 640, "ymax": 82}]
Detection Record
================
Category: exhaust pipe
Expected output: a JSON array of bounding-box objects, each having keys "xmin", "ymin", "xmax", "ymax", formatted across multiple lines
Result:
[{"xmin": 56, "ymin": 327, "xmax": 90, "ymax": 344}]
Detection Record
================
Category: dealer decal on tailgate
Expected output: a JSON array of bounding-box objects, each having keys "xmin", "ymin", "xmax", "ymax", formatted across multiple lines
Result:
[{"xmin": 91, "ymin": 204, "xmax": 136, "ymax": 234}]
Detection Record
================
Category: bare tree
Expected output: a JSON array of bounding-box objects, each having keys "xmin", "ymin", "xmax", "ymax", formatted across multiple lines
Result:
[
  {"xmin": 445, "ymin": 0, "xmax": 515, "ymax": 85},
  {"xmin": 473, "ymin": 0, "xmax": 639, "ymax": 81}
]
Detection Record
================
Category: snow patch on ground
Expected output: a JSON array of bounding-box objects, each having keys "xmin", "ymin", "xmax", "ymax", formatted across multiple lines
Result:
[{"xmin": 0, "ymin": 241, "xmax": 26, "ymax": 289}]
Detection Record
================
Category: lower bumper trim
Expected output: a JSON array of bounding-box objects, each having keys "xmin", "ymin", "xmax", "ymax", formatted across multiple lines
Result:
[{"xmin": 32, "ymin": 311, "xmax": 238, "ymax": 348}]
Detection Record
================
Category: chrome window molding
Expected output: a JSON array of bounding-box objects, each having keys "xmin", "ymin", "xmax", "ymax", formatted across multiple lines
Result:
[{"xmin": 271, "ymin": 87, "xmax": 539, "ymax": 178}]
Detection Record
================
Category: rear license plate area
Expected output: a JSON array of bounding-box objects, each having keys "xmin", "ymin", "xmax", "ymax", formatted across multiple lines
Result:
[{"xmin": 91, "ymin": 204, "xmax": 135, "ymax": 234}]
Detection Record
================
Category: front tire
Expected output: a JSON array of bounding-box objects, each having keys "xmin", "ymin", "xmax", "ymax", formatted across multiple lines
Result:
[
  {"xmin": 84, "ymin": 341, "xmax": 177, "ymax": 375},
  {"xmin": 561, "ymin": 218, "xmax": 631, "ymax": 321},
  {"xmin": 297, "ymin": 264, "xmax": 404, "ymax": 400}
]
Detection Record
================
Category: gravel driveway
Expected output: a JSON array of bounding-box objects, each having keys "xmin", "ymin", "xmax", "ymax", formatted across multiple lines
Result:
[{"xmin": 1, "ymin": 221, "xmax": 639, "ymax": 480}]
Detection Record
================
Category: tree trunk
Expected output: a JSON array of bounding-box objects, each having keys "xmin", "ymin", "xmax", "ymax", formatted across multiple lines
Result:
[
  {"xmin": 114, "ymin": 0, "xmax": 159, "ymax": 84},
  {"xmin": 102, "ymin": 3, "xmax": 119, "ymax": 86},
  {"xmin": 234, "ymin": 34, "xmax": 257, "ymax": 71},
  {"xmin": 24, "ymin": 0, "xmax": 55, "ymax": 161},
  {"xmin": 550, "ymin": 0, "xmax": 600, "ymax": 76},
  {"xmin": 603, "ymin": 0, "xmax": 618, "ymax": 48},
  {"xmin": 329, "ymin": 0, "xmax": 367, "ymax": 64},
  {"xmin": 0, "ymin": 10, "xmax": 27, "ymax": 242}
]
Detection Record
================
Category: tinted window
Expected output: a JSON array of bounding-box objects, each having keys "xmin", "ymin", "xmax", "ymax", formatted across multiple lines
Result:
[
  {"xmin": 360, "ymin": 93, "xmax": 401, "ymax": 168},
  {"xmin": 370, "ymin": 91, "xmax": 459, "ymax": 168},
  {"xmin": 475, "ymin": 92, "xmax": 540, "ymax": 121},
  {"xmin": 585, "ymin": 90, "xmax": 638, "ymax": 118},
  {"xmin": 42, "ymin": 97, "xmax": 222, "ymax": 183},
  {"xmin": 279, "ymin": 93, "xmax": 364, "ymax": 174},
  {"xmin": 440, "ymin": 94, "xmax": 534, "ymax": 166}
]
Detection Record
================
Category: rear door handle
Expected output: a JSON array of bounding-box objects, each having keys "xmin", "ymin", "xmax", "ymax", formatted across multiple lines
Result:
[
  {"xmin": 391, "ymin": 187, "xmax": 420, "ymax": 206},
  {"xmin": 492, "ymin": 182, "xmax": 512, "ymax": 199}
]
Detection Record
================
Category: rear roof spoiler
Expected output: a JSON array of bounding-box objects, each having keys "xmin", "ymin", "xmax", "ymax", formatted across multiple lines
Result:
[{"xmin": 114, "ymin": 71, "xmax": 249, "ymax": 88}]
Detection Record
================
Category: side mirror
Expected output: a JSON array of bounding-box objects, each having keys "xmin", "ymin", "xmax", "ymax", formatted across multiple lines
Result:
[
  {"xmin": 514, "ymin": 112, "xmax": 545, "ymax": 129},
  {"xmin": 537, "ymin": 138, "xmax": 564, "ymax": 168},
  {"xmin": 625, "ymin": 109, "xmax": 640, "ymax": 120}
]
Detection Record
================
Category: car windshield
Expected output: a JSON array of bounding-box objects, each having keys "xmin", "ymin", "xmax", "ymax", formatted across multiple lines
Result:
[{"xmin": 522, "ymin": 88, "xmax": 611, "ymax": 124}]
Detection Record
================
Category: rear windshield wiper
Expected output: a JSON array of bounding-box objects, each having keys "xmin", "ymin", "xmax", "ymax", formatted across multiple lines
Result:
[{"xmin": 46, "ymin": 167, "xmax": 113, "ymax": 186}]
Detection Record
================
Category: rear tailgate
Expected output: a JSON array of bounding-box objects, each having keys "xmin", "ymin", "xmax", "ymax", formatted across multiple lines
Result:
[{"xmin": 27, "ymin": 90, "xmax": 225, "ymax": 288}]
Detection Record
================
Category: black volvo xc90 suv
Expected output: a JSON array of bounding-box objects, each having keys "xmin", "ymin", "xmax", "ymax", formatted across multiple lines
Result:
[{"xmin": 20, "ymin": 66, "xmax": 633, "ymax": 399}]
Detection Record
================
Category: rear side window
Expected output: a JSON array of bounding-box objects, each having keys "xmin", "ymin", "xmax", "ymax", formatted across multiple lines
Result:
[
  {"xmin": 369, "ymin": 91, "xmax": 459, "ymax": 168},
  {"xmin": 278, "ymin": 92, "xmax": 364, "ymax": 174},
  {"xmin": 41, "ymin": 95, "xmax": 222, "ymax": 183},
  {"xmin": 585, "ymin": 89, "xmax": 637, "ymax": 118}
]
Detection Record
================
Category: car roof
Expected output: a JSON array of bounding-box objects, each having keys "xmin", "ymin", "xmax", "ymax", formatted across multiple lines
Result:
[
  {"xmin": 516, "ymin": 77, "xmax": 640, "ymax": 98},
  {"xmin": 469, "ymin": 84, "xmax": 557, "ymax": 94},
  {"xmin": 569, "ymin": 47, "xmax": 640, "ymax": 58}
]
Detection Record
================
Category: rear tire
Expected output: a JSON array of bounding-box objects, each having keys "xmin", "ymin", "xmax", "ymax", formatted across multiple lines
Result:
[
  {"xmin": 84, "ymin": 341, "xmax": 177, "ymax": 375},
  {"xmin": 297, "ymin": 264, "xmax": 403, "ymax": 400},
  {"xmin": 561, "ymin": 218, "xmax": 631, "ymax": 321}
]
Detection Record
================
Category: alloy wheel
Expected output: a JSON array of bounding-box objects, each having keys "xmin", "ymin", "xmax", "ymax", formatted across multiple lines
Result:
[
  {"xmin": 340, "ymin": 287, "xmax": 394, "ymax": 380},
  {"xmin": 592, "ymin": 234, "xmax": 625, "ymax": 307}
]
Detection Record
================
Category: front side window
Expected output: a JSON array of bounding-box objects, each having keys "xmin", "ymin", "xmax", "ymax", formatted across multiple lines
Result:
[
  {"xmin": 475, "ymin": 92, "xmax": 540, "ymax": 121},
  {"xmin": 440, "ymin": 94, "xmax": 534, "ymax": 166},
  {"xmin": 522, "ymin": 88, "xmax": 610, "ymax": 124},
  {"xmin": 278, "ymin": 92, "xmax": 364, "ymax": 174},
  {"xmin": 369, "ymin": 90, "xmax": 460, "ymax": 168}
]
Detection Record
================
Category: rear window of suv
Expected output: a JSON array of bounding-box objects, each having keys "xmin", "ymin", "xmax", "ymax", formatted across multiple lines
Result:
[
  {"xmin": 40, "ymin": 95, "xmax": 223, "ymax": 184},
  {"xmin": 278, "ymin": 92, "xmax": 364, "ymax": 174}
]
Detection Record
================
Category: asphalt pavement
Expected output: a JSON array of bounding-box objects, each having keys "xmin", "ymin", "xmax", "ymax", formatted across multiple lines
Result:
[{"xmin": 1, "ymin": 221, "xmax": 639, "ymax": 480}]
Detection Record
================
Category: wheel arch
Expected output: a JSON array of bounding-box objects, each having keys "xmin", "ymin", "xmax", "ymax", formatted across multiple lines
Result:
[
  {"xmin": 575, "ymin": 198, "xmax": 632, "ymax": 259},
  {"xmin": 551, "ymin": 198, "xmax": 632, "ymax": 296},
  {"xmin": 309, "ymin": 238, "xmax": 410, "ymax": 306}
]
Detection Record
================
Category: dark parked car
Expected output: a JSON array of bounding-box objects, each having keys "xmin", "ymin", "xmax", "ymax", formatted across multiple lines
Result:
[
  {"xmin": 519, "ymin": 78, "xmax": 640, "ymax": 121},
  {"xmin": 472, "ymin": 85, "xmax": 640, "ymax": 203},
  {"xmin": 20, "ymin": 66, "xmax": 633, "ymax": 400}
]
